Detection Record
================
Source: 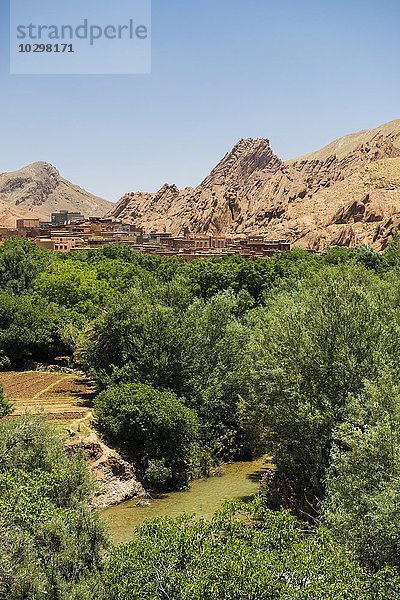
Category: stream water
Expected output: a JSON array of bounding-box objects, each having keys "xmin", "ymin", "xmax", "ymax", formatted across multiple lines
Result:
[{"xmin": 103, "ymin": 457, "xmax": 271, "ymax": 544}]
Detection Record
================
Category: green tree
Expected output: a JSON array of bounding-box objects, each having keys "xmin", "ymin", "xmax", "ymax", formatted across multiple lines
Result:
[
  {"xmin": 83, "ymin": 287, "xmax": 183, "ymax": 391},
  {"xmin": 0, "ymin": 385, "xmax": 12, "ymax": 418},
  {"xmin": 181, "ymin": 292, "xmax": 257, "ymax": 460},
  {"xmin": 324, "ymin": 373, "xmax": 400, "ymax": 570},
  {"xmin": 0, "ymin": 416, "xmax": 108, "ymax": 600},
  {"xmin": 34, "ymin": 261, "xmax": 112, "ymax": 315},
  {"xmin": 0, "ymin": 238, "xmax": 47, "ymax": 295},
  {"xmin": 350, "ymin": 246, "xmax": 384, "ymax": 271},
  {"xmin": 186, "ymin": 255, "xmax": 276, "ymax": 303},
  {"xmin": 250, "ymin": 265, "xmax": 400, "ymax": 509},
  {"xmin": 104, "ymin": 498, "xmax": 381, "ymax": 600},
  {"xmin": 0, "ymin": 293, "xmax": 67, "ymax": 365},
  {"xmin": 94, "ymin": 383, "xmax": 198, "ymax": 488},
  {"xmin": 383, "ymin": 231, "xmax": 400, "ymax": 268}
]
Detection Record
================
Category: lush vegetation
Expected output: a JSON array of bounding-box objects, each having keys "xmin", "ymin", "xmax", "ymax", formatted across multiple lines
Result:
[
  {"xmin": 105, "ymin": 499, "xmax": 396, "ymax": 600},
  {"xmin": 94, "ymin": 383, "xmax": 198, "ymax": 488},
  {"xmin": 3, "ymin": 236, "xmax": 400, "ymax": 596},
  {"xmin": 0, "ymin": 416, "xmax": 107, "ymax": 600}
]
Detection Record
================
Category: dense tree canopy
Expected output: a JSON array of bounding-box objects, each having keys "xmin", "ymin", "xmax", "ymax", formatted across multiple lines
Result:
[
  {"xmin": 324, "ymin": 372, "xmax": 400, "ymax": 570},
  {"xmin": 104, "ymin": 499, "xmax": 397, "ymax": 599},
  {"xmin": 0, "ymin": 293, "xmax": 67, "ymax": 365},
  {"xmin": 83, "ymin": 288, "xmax": 183, "ymax": 391},
  {"xmin": 247, "ymin": 265, "xmax": 400, "ymax": 508},
  {"xmin": 0, "ymin": 238, "xmax": 49, "ymax": 295},
  {"xmin": 3, "ymin": 236, "xmax": 400, "ymax": 596}
]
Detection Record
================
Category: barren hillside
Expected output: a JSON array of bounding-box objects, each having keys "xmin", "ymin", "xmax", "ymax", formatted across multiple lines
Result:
[
  {"xmin": 0, "ymin": 162, "xmax": 112, "ymax": 227},
  {"xmin": 109, "ymin": 120, "xmax": 400, "ymax": 251}
]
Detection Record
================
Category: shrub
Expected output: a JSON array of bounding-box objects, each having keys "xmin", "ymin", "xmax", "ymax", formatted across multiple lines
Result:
[
  {"xmin": 0, "ymin": 416, "xmax": 108, "ymax": 599},
  {"xmin": 0, "ymin": 385, "xmax": 12, "ymax": 418},
  {"xmin": 94, "ymin": 383, "xmax": 198, "ymax": 489}
]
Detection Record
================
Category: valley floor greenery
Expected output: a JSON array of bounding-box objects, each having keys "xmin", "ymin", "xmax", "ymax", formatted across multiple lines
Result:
[{"xmin": 2, "ymin": 236, "xmax": 400, "ymax": 597}]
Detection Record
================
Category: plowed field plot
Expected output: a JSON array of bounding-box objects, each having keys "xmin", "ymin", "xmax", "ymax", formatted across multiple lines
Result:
[{"xmin": 0, "ymin": 371, "xmax": 95, "ymax": 424}]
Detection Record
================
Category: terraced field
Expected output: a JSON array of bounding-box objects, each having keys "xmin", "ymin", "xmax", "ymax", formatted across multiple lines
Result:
[{"xmin": 0, "ymin": 371, "xmax": 95, "ymax": 435}]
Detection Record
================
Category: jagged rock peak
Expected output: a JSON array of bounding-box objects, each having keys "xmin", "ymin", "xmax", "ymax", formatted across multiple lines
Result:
[
  {"xmin": 201, "ymin": 138, "xmax": 282, "ymax": 189},
  {"xmin": 27, "ymin": 161, "xmax": 60, "ymax": 176},
  {"xmin": 107, "ymin": 119, "xmax": 400, "ymax": 252}
]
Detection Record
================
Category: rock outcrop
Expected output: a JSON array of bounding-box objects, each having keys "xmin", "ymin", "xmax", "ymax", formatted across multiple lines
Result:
[
  {"xmin": 108, "ymin": 120, "xmax": 400, "ymax": 251},
  {"xmin": 70, "ymin": 434, "xmax": 145, "ymax": 508},
  {"xmin": 0, "ymin": 162, "xmax": 112, "ymax": 226}
]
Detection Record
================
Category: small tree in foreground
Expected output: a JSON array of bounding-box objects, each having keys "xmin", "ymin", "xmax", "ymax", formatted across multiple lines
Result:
[{"xmin": 0, "ymin": 415, "xmax": 108, "ymax": 600}]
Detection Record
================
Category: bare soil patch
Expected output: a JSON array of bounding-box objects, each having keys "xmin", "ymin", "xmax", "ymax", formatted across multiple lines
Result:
[{"xmin": 0, "ymin": 371, "xmax": 94, "ymax": 424}]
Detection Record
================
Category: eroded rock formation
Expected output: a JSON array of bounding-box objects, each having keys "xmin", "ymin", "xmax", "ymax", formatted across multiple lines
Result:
[
  {"xmin": 109, "ymin": 120, "xmax": 400, "ymax": 251},
  {"xmin": 70, "ymin": 434, "xmax": 145, "ymax": 508}
]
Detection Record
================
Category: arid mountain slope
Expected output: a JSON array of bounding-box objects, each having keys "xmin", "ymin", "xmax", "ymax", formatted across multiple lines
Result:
[
  {"xmin": 110, "ymin": 120, "xmax": 400, "ymax": 250},
  {"xmin": 0, "ymin": 162, "xmax": 112, "ymax": 227}
]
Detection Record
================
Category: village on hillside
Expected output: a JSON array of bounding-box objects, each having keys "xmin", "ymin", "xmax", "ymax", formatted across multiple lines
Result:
[{"xmin": 0, "ymin": 210, "xmax": 293, "ymax": 260}]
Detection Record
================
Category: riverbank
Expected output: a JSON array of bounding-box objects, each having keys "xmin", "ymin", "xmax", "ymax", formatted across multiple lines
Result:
[
  {"xmin": 0, "ymin": 370, "xmax": 146, "ymax": 507},
  {"xmin": 69, "ymin": 433, "xmax": 146, "ymax": 507},
  {"xmin": 102, "ymin": 456, "xmax": 272, "ymax": 544}
]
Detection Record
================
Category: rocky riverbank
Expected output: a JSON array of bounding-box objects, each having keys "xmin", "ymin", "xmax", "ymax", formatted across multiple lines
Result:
[{"xmin": 69, "ymin": 434, "xmax": 145, "ymax": 508}]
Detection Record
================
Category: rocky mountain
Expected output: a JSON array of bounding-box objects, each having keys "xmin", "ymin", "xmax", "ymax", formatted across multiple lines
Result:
[
  {"xmin": 109, "ymin": 120, "xmax": 400, "ymax": 250},
  {"xmin": 0, "ymin": 162, "xmax": 112, "ymax": 227}
]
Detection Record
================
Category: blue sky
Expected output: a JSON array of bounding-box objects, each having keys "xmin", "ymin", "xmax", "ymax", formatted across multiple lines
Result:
[{"xmin": 1, "ymin": 0, "xmax": 400, "ymax": 201}]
